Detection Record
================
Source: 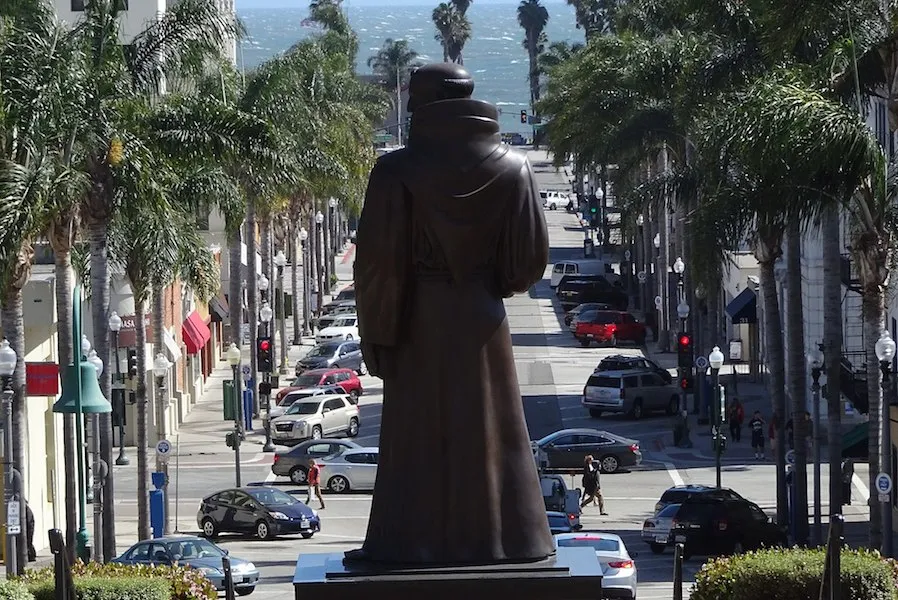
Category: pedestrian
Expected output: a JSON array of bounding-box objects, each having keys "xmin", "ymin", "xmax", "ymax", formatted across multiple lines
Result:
[
  {"xmin": 306, "ymin": 459, "xmax": 325, "ymax": 509},
  {"xmin": 579, "ymin": 455, "xmax": 607, "ymax": 515},
  {"xmin": 748, "ymin": 410, "xmax": 766, "ymax": 460},
  {"xmin": 25, "ymin": 500, "xmax": 35, "ymax": 562},
  {"xmin": 728, "ymin": 399, "xmax": 744, "ymax": 442}
]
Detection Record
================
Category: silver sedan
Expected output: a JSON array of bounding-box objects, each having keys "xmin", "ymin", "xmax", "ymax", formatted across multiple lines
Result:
[
  {"xmin": 554, "ymin": 532, "xmax": 637, "ymax": 599},
  {"xmin": 316, "ymin": 447, "xmax": 379, "ymax": 493}
]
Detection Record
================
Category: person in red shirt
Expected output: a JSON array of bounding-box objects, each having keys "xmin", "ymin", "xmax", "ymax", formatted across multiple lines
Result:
[{"xmin": 306, "ymin": 459, "xmax": 325, "ymax": 509}]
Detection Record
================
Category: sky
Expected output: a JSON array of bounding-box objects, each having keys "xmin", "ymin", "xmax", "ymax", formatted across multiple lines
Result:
[{"xmin": 235, "ymin": 0, "xmax": 567, "ymax": 7}]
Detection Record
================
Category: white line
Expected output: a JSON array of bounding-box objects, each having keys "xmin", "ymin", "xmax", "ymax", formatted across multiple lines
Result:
[
  {"xmin": 853, "ymin": 473, "xmax": 870, "ymax": 503},
  {"xmin": 264, "ymin": 469, "xmax": 278, "ymax": 484},
  {"xmin": 664, "ymin": 462, "xmax": 684, "ymax": 487}
]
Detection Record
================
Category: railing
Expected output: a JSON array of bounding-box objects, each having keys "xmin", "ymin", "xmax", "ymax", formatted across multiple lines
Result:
[{"xmin": 840, "ymin": 254, "xmax": 861, "ymax": 293}]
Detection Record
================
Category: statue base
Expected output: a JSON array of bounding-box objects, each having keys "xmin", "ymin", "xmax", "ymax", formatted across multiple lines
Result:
[{"xmin": 293, "ymin": 547, "xmax": 603, "ymax": 600}]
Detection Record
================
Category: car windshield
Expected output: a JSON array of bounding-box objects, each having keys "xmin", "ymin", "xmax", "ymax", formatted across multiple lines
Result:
[
  {"xmin": 248, "ymin": 488, "xmax": 300, "ymax": 506},
  {"xmin": 657, "ymin": 504, "xmax": 681, "ymax": 518},
  {"xmin": 557, "ymin": 537, "xmax": 620, "ymax": 552},
  {"xmin": 307, "ymin": 345, "xmax": 339, "ymax": 358},
  {"xmin": 589, "ymin": 311, "xmax": 619, "ymax": 324},
  {"xmin": 166, "ymin": 539, "xmax": 225, "ymax": 559},
  {"xmin": 292, "ymin": 374, "xmax": 321, "ymax": 387},
  {"xmin": 332, "ymin": 317, "xmax": 356, "ymax": 328},
  {"xmin": 286, "ymin": 401, "xmax": 321, "ymax": 415}
]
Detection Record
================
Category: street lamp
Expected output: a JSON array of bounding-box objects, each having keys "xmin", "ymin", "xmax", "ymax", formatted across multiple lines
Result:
[
  {"xmin": 315, "ymin": 211, "xmax": 324, "ymax": 225},
  {"xmin": 108, "ymin": 312, "xmax": 128, "ymax": 466},
  {"xmin": 274, "ymin": 250, "xmax": 289, "ymax": 375},
  {"xmin": 259, "ymin": 302, "xmax": 273, "ymax": 326},
  {"xmin": 807, "ymin": 345, "xmax": 824, "ymax": 546},
  {"xmin": 0, "ymin": 339, "xmax": 20, "ymax": 576},
  {"xmin": 299, "ymin": 227, "xmax": 311, "ymax": 337},
  {"xmin": 85, "ymin": 350, "xmax": 105, "ymax": 561},
  {"xmin": 673, "ymin": 257, "xmax": 685, "ymax": 276},
  {"xmin": 677, "ymin": 301, "xmax": 690, "ymax": 320},
  {"xmin": 329, "ymin": 198, "xmax": 337, "ymax": 208},
  {"xmin": 259, "ymin": 304, "xmax": 275, "ymax": 453},
  {"xmin": 81, "ymin": 335, "xmax": 91, "ymax": 358},
  {"xmin": 226, "ymin": 343, "xmax": 243, "ymax": 486},
  {"xmin": 152, "ymin": 353, "xmax": 172, "ymax": 535},
  {"xmin": 315, "ymin": 211, "xmax": 325, "ymax": 309},
  {"xmin": 876, "ymin": 331, "xmax": 896, "ymax": 558},
  {"xmin": 258, "ymin": 273, "xmax": 270, "ymax": 301},
  {"xmin": 636, "ymin": 214, "xmax": 644, "ymax": 226},
  {"xmin": 653, "ymin": 233, "xmax": 661, "ymax": 250},
  {"xmin": 709, "ymin": 346, "xmax": 725, "ymax": 488}
]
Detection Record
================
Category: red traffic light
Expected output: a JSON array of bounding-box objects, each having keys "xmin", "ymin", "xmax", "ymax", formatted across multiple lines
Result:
[
  {"xmin": 259, "ymin": 340, "xmax": 270, "ymax": 351},
  {"xmin": 680, "ymin": 378, "xmax": 689, "ymax": 389},
  {"xmin": 678, "ymin": 334, "xmax": 692, "ymax": 348}
]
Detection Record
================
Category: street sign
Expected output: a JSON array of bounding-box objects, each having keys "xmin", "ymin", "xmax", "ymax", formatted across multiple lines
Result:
[
  {"xmin": 695, "ymin": 356, "xmax": 709, "ymax": 370},
  {"xmin": 786, "ymin": 450, "xmax": 795, "ymax": 465},
  {"xmin": 155, "ymin": 439, "xmax": 172, "ymax": 462},
  {"xmin": 7, "ymin": 499, "xmax": 20, "ymax": 535},
  {"xmin": 875, "ymin": 472, "xmax": 893, "ymax": 495},
  {"xmin": 879, "ymin": 493, "xmax": 891, "ymax": 503},
  {"xmin": 241, "ymin": 364, "xmax": 252, "ymax": 381}
]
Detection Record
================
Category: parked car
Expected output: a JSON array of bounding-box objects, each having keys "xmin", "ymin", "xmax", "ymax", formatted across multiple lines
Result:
[
  {"xmin": 582, "ymin": 369, "xmax": 680, "ymax": 419},
  {"xmin": 266, "ymin": 385, "xmax": 348, "ymax": 424},
  {"xmin": 271, "ymin": 394, "xmax": 360, "ymax": 444},
  {"xmin": 554, "ymin": 533, "xmax": 637, "ymax": 599},
  {"xmin": 316, "ymin": 315, "xmax": 359, "ymax": 344},
  {"xmin": 320, "ymin": 299, "xmax": 356, "ymax": 316},
  {"xmin": 113, "ymin": 536, "xmax": 260, "ymax": 596},
  {"xmin": 654, "ymin": 485, "xmax": 745, "ymax": 514},
  {"xmin": 596, "ymin": 355, "xmax": 672, "ymax": 384},
  {"xmin": 575, "ymin": 311, "xmax": 647, "ymax": 347},
  {"xmin": 295, "ymin": 341, "xmax": 366, "ymax": 376},
  {"xmin": 533, "ymin": 428, "xmax": 641, "ymax": 473},
  {"xmin": 565, "ymin": 302, "xmax": 614, "ymax": 327},
  {"xmin": 276, "ymin": 368, "xmax": 363, "ymax": 404},
  {"xmin": 670, "ymin": 495, "xmax": 787, "ymax": 559},
  {"xmin": 317, "ymin": 447, "xmax": 379, "ymax": 493},
  {"xmin": 540, "ymin": 474, "xmax": 582, "ymax": 529},
  {"xmin": 557, "ymin": 276, "xmax": 628, "ymax": 312},
  {"xmin": 333, "ymin": 286, "xmax": 355, "ymax": 302},
  {"xmin": 197, "ymin": 486, "xmax": 321, "ymax": 541},
  {"xmin": 551, "ymin": 260, "xmax": 615, "ymax": 289},
  {"xmin": 271, "ymin": 439, "xmax": 362, "ymax": 484},
  {"xmin": 547, "ymin": 511, "xmax": 582, "ymax": 534},
  {"xmin": 641, "ymin": 503, "xmax": 681, "ymax": 553}
]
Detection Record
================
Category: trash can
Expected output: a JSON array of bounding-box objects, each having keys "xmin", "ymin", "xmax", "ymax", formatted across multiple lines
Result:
[{"xmin": 223, "ymin": 379, "xmax": 236, "ymax": 421}]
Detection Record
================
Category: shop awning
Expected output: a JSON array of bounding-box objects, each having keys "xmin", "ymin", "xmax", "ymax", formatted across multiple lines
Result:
[
  {"xmin": 726, "ymin": 288, "xmax": 757, "ymax": 324},
  {"xmin": 209, "ymin": 294, "xmax": 230, "ymax": 323},
  {"xmin": 181, "ymin": 311, "xmax": 211, "ymax": 355}
]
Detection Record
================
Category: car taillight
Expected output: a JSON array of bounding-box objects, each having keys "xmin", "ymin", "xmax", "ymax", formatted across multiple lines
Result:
[
  {"xmin": 607, "ymin": 324, "xmax": 617, "ymax": 333},
  {"xmin": 629, "ymin": 444, "xmax": 639, "ymax": 453},
  {"xmin": 714, "ymin": 519, "xmax": 728, "ymax": 531},
  {"xmin": 568, "ymin": 514, "xmax": 577, "ymax": 521},
  {"xmin": 608, "ymin": 560, "xmax": 633, "ymax": 569},
  {"xmin": 273, "ymin": 454, "xmax": 280, "ymax": 464}
]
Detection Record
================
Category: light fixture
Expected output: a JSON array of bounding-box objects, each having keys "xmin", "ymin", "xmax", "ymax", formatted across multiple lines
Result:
[
  {"xmin": 709, "ymin": 346, "xmax": 725, "ymax": 370},
  {"xmin": 677, "ymin": 301, "xmax": 690, "ymax": 320},
  {"xmin": 274, "ymin": 250, "xmax": 287, "ymax": 268},
  {"xmin": 0, "ymin": 340, "xmax": 16, "ymax": 378},
  {"xmin": 329, "ymin": 197, "xmax": 337, "ymax": 208},
  {"xmin": 673, "ymin": 257, "xmax": 685, "ymax": 275},
  {"xmin": 653, "ymin": 233, "xmax": 661, "ymax": 249},
  {"xmin": 260, "ymin": 303, "xmax": 273, "ymax": 323},
  {"xmin": 654, "ymin": 295, "xmax": 663, "ymax": 309},
  {"xmin": 315, "ymin": 211, "xmax": 324, "ymax": 225},
  {"xmin": 807, "ymin": 348, "xmax": 824, "ymax": 370},
  {"xmin": 875, "ymin": 332, "xmax": 896, "ymax": 363},
  {"xmin": 227, "ymin": 343, "xmax": 241, "ymax": 366},
  {"xmin": 636, "ymin": 214, "xmax": 644, "ymax": 226},
  {"xmin": 81, "ymin": 335, "xmax": 92, "ymax": 357},
  {"xmin": 299, "ymin": 228, "xmax": 308, "ymax": 242},
  {"xmin": 152, "ymin": 353, "xmax": 171, "ymax": 378},
  {"xmin": 108, "ymin": 311, "xmax": 122, "ymax": 332},
  {"xmin": 86, "ymin": 350, "xmax": 104, "ymax": 378},
  {"xmin": 258, "ymin": 274, "xmax": 270, "ymax": 292}
]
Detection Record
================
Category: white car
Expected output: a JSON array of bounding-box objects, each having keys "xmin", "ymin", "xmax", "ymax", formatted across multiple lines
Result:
[
  {"xmin": 540, "ymin": 190, "xmax": 568, "ymax": 210},
  {"xmin": 554, "ymin": 533, "xmax": 637, "ymax": 599},
  {"xmin": 317, "ymin": 447, "xmax": 379, "ymax": 493},
  {"xmin": 316, "ymin": 315, "xmax": 359, "ymax": 343},
  {"xmin": 641, "ymin": 502, "xmax": 681, "ymax": 553}
]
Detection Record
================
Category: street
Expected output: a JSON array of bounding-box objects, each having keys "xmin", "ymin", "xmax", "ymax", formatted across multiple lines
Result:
[{"xmin": 110, "ymin": 151, "xmax": 872, "ymax": 600}]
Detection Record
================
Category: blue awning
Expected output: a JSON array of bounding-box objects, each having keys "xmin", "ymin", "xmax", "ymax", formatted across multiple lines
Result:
[{"xmin": 726, "ymin": 288, "xmax": 757, "ymax": 324}]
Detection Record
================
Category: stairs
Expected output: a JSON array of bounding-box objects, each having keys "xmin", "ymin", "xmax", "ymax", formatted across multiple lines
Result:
[{"xmin": 840, "ymin": 354, "xmax": 869, "ymax": 414}]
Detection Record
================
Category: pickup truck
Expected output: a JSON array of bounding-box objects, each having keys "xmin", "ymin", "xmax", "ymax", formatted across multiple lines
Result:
[
  {"xmin": 557, "ymin": 276, "xmax": 628, "ymax": 312},
  {"xmin": 540, "ymin": 474, "xmax": 583, "ymax": 533}
]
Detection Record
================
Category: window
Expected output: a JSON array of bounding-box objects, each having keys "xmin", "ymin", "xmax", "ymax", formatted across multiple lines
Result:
[
  {"xmin": 232, "ymin": 493, "xmax": 255, "ymax": 508},
  {"xmin": 127, "ymin": 543, "xmax": 151, "ymax": 560},
  {"xmin": 623, "ymin": 376, "xmax": 638, "ymax": 388},
  {"xmin": 550, "ymin": 435, "xmax": 577, "ymax": 446},
  {"xmin": 576, "ymin": 434, "xmax": 610, "ymax": 445},
  {"xmin": 323, "ymin": 375, "xmax": 337, "ymax": 384},
  {"xmin": 248, "ymin": 488, "xmax": 298, "ymax": 506},
  {"xmin": 345, "ymin": 452, "xmax": 367, "ymax": 464},
  {"xmin": 286, "ymin": 401, "xmax": 322, "ymax": 415},
  {"xmin": 324, "ymin": 398, "xmax": 344, "ymax": 411},
  {"xmin": 657, "ymin": 503, "xmax": 681, "ymax": 518},
  {"xmin": 212, "ymin": 490, "xmax": 234, "ymax": 504},
  {"xmin": 366, "ymin": 453, "xmax": 379, "ymax": 464},
  {"xmin": 586, "ymin": 375, "xmax": 619, "ymax": 388},
  {"xmin": 346, "ymin": 342, "xmax": 360, "ymax": 353},
  {"xmin": 552, "ymin": 263, "xmax": 564, "ymax": 273},
  {"xmin": 305, "ymin": 443, "xmax": 332, "ymax": 456},
  {"xmin": 556, "ymin": 537, "xmax": 620, "ymax": 552},
  {"xmin": 641, "ymin": 375, "xmax": 661, "ymax": 387},
  {"xmin": 748, "ymin": 504, "xmax": 768, "ymax": 523},
  {"xmin": 335, "ymin": 372, "xmax": 350, "ymax": 382}
]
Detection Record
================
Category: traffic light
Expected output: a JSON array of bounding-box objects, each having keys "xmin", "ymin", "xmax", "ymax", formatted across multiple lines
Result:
[
  {"xmin": 520, "ymin": 110, "xmax": 528, "ymax": 124},
  {"xmin": 677, "ymin": 332, "xmax": 694, "ymax": 372},
  {"xmin": 127, "ymin": 349, "xmax": 138, "ymax": 379},
  {"xmin": 679, "ymin": 375, "xmax": 694, "ymax": 392},
  {"xmin": 257, "ymin": 336, "xmax": 273, "ymax": 373}
]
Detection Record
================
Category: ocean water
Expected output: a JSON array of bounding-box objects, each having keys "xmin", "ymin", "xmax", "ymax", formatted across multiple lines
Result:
[{"xmin": 237, "ymin": 2, "xmax": 580, "ymax": 133}]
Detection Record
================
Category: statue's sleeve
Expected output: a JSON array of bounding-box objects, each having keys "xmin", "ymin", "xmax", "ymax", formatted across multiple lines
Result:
[
  {"xmin": 354, "ymin": 157, "xmax": 409, "ymax": 353},
  {"xmin": 496, "ymin": 158, "xmax": 549, "ymax": 297}
]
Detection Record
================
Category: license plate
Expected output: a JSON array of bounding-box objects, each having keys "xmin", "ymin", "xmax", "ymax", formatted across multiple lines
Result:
[
  {"xmin": 655, "ymin": 535, "xmax": 668, "ymax": 543},
  {"xmin": 242, "ymin": 577, "xmax": 250, "ymax": 584},
  {"xmin": 675, "ymin": 535, "xmax": 686, "ymax": 543},
  {"xmin": 301, "ymin": 519, "xmax": 309, "ymax": 528},
  {"xmin": 587, "ymin": 334, "xmax": 595, "ymax": 338}
]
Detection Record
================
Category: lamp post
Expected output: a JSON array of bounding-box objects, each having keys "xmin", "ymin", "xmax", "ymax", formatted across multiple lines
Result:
[
  {"xmin": 299, "ymin": 228, "xmax": 310, "ymax": 337},
  {"xmin": 109, "ymin": 312, "xmax": 129, "ymax": 466},
  {"xmin": 85, "ymin": 351, "xmax": 105, "ymax": 562},
  {"xmin": 260, "ymin": 304, "xmax": 275, "ymax": 453},
  {"xmin": 0, "ymin": 339, "xmax": 19, "ymax": 576},
  {"xmin": 152, "ymin": 353, "xmax": 172, "ymax": 535},
  {"xmin": 226, "ymin": 344, "xmax": 243, "ymax": 486},
  {"xmin": 274, "ymin": 250, "xmax": 288, "ymax": 375},
  {"xmin": 876, "ymin": 331, "xmax": 896, "ymax": 558},
  {"xmin": 653, "ymin": 233, "xmax": 667, "ymax": 351},
  {"xmin": 258, "ymin": 273, "xmax": 270, "ymax": 303},
  {"xmin": 636, "ymin": 214, "xmax": 645, "ymax": 314},
  {"xmin": 315, "ymin": 211, "xmax": 325, "ymax": 307},
  {"xmin": 807, "ymin": 345, "xmax": 824, "ymax": 546},
  {"xmin": 709, "ymin": 346, "xmax": 725, "ymax": 488},
  {"xmin": 328, "ymin": 198, "xmax": 338, "ymax": 278}
]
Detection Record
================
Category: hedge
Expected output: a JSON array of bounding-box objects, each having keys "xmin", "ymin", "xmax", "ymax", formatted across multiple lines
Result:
[
  {"xmin": 0, "ymin": 580, "xmax": 33, "ymax": 600},
  {"xmin": 690, "ymin": 547, "xmax": 898, "ymax": 600},
  {"xmin": 18, "ymin": 561, "xmax": 216, "ymax": 600},
  {"xmin": 28, "ymin": 578, "xmax": 168, "ymax": 600}
]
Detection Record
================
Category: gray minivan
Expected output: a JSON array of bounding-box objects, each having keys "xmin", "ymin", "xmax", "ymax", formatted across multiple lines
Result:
[{"xmin": 582, "ymin": 369, "xmax": 680, "ymax": 419}]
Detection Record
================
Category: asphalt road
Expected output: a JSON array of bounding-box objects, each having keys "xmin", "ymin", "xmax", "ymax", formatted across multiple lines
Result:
[{"xmin": 110, "ymin": 150, "xmax": 872, "ymax": 600}]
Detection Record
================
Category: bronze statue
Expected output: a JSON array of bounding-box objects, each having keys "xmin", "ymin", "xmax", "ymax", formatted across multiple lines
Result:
[{"xmin": 349, "ymin": 63, "xmax": 553, "ymax": 565}]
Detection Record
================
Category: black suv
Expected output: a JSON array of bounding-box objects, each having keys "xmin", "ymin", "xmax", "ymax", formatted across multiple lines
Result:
[
  {"xmin": 556, "ymin": 276, "xmax": 628, "ymax": 312},
  {"xmin": 655, "ymin": 485, "xmax": 743, "ymax": 513},
  {"xmin": 598, "ymin": 355, "xmax": 672, "ymax": 384},
  {"xmin": 670, "ymin": 495, "xmax": 787, "ymax": 559}
]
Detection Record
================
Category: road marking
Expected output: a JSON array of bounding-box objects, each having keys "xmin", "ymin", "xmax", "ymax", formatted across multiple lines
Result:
[
  {"xmin": 853, "ymin": 473, "xmax": 870, "ymax": 503},
  {"xmin": 664, "ymin": 462, "xmax": 684, "ymax": 487},
  {"xmin": 264, "ymin": 469, "xmax": 278, "ymax": 484}
]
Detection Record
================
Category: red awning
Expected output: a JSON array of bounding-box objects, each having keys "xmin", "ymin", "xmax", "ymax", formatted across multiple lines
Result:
[{"xmin": 181, "ymin": 311, "xmax": 211, "ymax": 355}]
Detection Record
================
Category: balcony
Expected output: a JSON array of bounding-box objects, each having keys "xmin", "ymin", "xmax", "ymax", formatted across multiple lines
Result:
[{"xmin": 840, "ymin": 253, "xmax": 862, "ymax": 293}]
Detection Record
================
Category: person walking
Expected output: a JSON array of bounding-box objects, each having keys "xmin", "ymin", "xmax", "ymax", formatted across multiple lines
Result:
[
  {"xmin": 749, "ymin": 410, "xmax": 766, "ymax": 460},
  {"xmin": 728, "ymin": 399, "xmax": 744, "ymax": 442},
  {"xmin": 306, "ymin": 459, "xmax": 325, "ymax": 509},
  {"xmin": 579, "ymin": 455, "xmax": 607, "ymax": 515}
]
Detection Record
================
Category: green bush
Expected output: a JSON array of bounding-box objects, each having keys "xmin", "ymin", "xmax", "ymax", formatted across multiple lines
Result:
[
  {"xmin": 0, "ymin": 579, "xmax": 34, "ymax": 600},
  {"xmin": 690, "ymin": 547, "xmax": 898, "ymax": 600},
  {"xmin": 28, "ymin": 577, "xmax": 168, "ymax": 600},
  {"xmin": 19, "ymin": 561, "xmax": 216, "ymax": 600}
]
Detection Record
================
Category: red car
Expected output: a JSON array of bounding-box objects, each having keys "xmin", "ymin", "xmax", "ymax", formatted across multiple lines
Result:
[
  {"xmin": 275, "ymin": 368, "xmax": 364, "ymax": 403},
  {"xmin": 575, "ymin": 311, "xmax": 647, "ymax": 347}
]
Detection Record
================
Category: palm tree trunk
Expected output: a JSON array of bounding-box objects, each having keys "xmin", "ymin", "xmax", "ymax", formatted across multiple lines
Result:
[
  {"xmin": 290, "ymin": 223, "xmax": 301, "ymax": 345},
  {"xmin": 260, "ymin": 217, "xmax": 273, "ymax": 342},
  {"xmin": 785, "ymin": 220, "xmax": 808, "ymax": 544},
  {"xmin": 757, "ymin": 247, "xmax": 789, "ymax": 527},
  {"xmin": 134, "ymin": 296, "xmax": 150, "ymax": 540},
  {"xmin": 822, "ymin": 207, "xmax": 843, "ymax": 511},
  {"xmin": 228, "ymin": 224, "xmax": 242, "ymax": 346},
  {"xmin": 87, "ymin": 221, "xmax": 115, "ymax": 560},
  {"xmin": 246, "ymin": 203, "xmax": 259, "ymax": 417},
  {"xmin": 150, "ymin": 287, "xmax": 169, "ymax": 535},
  {"xmin": 312, "ymin": 209, "xmax": 323, "ymax": 311},
  {"xmin": 863, "ymin": 286, "xmax": 885, "ymax": 549},
  {"xmin": 322, "ymin": 206, "xmax": 332, "ymax": 290}
]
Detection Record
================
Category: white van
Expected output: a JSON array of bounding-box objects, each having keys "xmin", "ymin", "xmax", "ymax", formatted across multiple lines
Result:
[{"xmin": 550, "ymin": 259, "xmax": 616, "ymax": 288}]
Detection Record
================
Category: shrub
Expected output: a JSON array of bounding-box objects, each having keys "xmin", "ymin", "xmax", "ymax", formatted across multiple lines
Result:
[
  {"xmin": 690, "ymin": 547, "xmax": 898, "ymax": 600},
  {"xmin": 19, "ymin": 561, "xmax": 216, "ymax": 600},
  {"xmin": 28, "ymin": 577, "xmax": 168, "ymax": 600},
  {"xmin": 0, "ymin": 579, "xmax": 34, "ymax": 600}
]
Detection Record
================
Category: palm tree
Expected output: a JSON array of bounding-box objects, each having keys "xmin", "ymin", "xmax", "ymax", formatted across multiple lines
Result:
[
  {"xmin": 451, "ymin": 0, "xmax": 472, "ymax": 15},
  {"xmin": 368, "ymin": 38, "xmax": 420, "ymax": 144},
  {"xmin": 565, "ymin": 0, "xmax": 618, "ymax": 39},
  {"xmin": 432, "ymin": 2, "xmax": 472, "ymax": 64},
  {"xmin": 518, "ymin": 0, "xmax": 549, "ymax": 146}
]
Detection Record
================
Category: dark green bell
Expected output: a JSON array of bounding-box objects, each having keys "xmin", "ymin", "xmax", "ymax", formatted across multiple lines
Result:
[{"xmin": 53, "ymin": 362, "xmax": 112, "ymax": 414}]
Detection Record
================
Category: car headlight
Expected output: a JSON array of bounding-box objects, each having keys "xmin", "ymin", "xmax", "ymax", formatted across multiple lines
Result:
[
  {"xmin": 199, "ymin": 567, "xmax": 223, "ymax": 576},
  {"xmin": 271, "ymin": 511, "xmax": 289, "ymax": 520},
  {"xmin": 312, "ymin": 510, "xmax": 318, "ymax": 517},
  {"xmin": 244, "ymin": 562, "xmax": 256, "ymax": 572}
]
